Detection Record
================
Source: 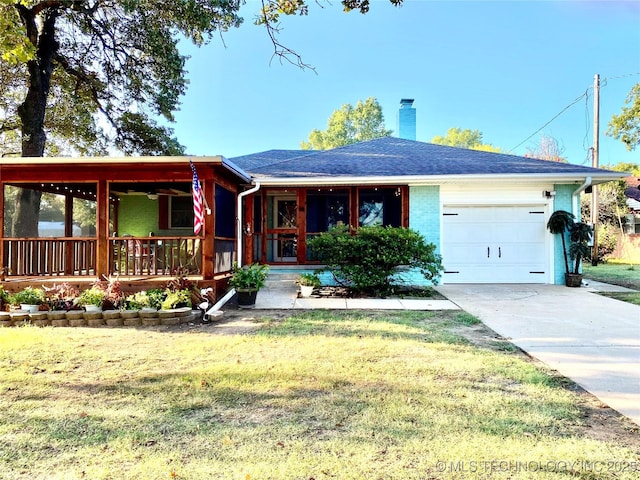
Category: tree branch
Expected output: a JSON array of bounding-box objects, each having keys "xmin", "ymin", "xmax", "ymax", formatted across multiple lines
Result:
[
  {"xmin": 54, "ymin": 52, "xmax": 117, "ymax": 131},
  {"xmin": 259, "ymin": 0, "xmax": 316, "ymax": 72}
]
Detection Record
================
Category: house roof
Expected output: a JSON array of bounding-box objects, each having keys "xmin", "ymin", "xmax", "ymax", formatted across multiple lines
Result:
[{"xmin": 230, "ymin": 137, "xmax": 626, "ymax": 186}]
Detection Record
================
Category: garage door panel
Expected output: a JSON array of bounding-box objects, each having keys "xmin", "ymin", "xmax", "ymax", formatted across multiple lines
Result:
[{"xmin": 442, "ymin": 205, "xmax": 548, "ymax": 284}]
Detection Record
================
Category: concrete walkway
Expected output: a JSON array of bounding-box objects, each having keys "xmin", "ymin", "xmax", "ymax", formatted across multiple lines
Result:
[
  {"xmin": 254, "ymin": 278, "xmax": 459, "ymax": 311},
  {"xmin": 436, "ymin": 283, "xmax": 640, "ymax": 426}
]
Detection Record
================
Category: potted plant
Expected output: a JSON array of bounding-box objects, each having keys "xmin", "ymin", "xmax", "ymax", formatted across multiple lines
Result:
[
  {"xmin": 547, "ymin": 210, "xmax": 592, "ymax": 287},
  {"xmin": 12, "ymin": 287, "xmax": 45, "ymax": 312},
  {"xmin": 0, "ymin": 286, "xmax": 10, "ymax": 311},
  {"xmin": 77, "ymin": 285, "xmax": 107, "ymax": 311},
  {"xmin": 43, "ymin": 283, "xmax": 79, "ymax": 311},
  {"xmin": 297, "ymin": 272, "xmax": 321, "ymax": 298},
  {"xmin": 228, "ymin": 263, "xmax": 269, "ymax": 308},
  {"xmin": 567, "ymin": 221, "xmax": 593, "ymax": 287}
]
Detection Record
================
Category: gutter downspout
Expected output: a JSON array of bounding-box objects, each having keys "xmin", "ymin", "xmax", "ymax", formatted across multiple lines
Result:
[
  {"xmin": 572, "ymin": 176, "xmax": 592, "ymax": 219},
  {"xmin": 237, "ymin": 181, "xmax": 261, "ymax": 268},
  {"xmin": 204, "ymin": 181, "xmax": 261, "ymax": 319}
]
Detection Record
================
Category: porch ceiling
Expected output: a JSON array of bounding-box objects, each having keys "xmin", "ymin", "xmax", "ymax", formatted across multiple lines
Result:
[{"xmin": 6, "ymin": 181, "xmax": 192, "ymax": 200}]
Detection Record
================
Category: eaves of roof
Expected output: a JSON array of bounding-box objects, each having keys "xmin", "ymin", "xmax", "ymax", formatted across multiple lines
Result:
[
  {"xmin": 1, "ymin": 155, "xmax": 252, "ymax": 183},
  {"xmin": 251, "ymin": 171, "xmax": 627, "ymax": 187}
]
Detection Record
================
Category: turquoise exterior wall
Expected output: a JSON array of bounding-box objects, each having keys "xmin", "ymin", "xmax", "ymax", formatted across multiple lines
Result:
[
  {"xmin": 551, "ymin": 184, "xmax": 575, "ymax": 284},
  {"xmin": 406, "ymin": 185, "xmax": 441, "ymax": 286}
]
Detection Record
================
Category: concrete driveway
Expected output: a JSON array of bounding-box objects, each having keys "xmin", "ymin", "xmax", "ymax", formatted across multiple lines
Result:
[{"xmin": 436, "ymin": 283, "xmax": 640, "ymax": 426}]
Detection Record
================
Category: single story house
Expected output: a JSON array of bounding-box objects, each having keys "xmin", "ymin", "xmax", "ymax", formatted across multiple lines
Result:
[
  {"xmin": 230, "ymin": 137, "xmax": 624, "ymax": 285},
  {"xmin": 0, "ymin": 102, "xmax": 627, "ymax": 295}
]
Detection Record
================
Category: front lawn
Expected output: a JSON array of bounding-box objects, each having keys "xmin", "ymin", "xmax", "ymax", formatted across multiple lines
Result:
[
  {"xmin": 0, "ymin": 311, "xmax": 638, "ymax": 479},
  {"xmin": 583, "ymin": 262, "xmax": 640, "ymax": 290}
]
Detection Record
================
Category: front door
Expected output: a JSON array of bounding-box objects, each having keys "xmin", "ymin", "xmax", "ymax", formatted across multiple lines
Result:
[{"xmin": 270, "ymin": 196, "xmax": 298, "ymax": 262}]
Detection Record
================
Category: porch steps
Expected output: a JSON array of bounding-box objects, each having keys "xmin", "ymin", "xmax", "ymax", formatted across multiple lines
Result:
[{"xmin": 264, "ymin": 272, "xmax": 299, "ymax": 289}]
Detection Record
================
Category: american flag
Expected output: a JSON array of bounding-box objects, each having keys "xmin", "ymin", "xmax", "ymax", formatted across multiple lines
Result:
[{"xmin": 190, "ymin": 160, "xmax": 204, "ymax": 235}]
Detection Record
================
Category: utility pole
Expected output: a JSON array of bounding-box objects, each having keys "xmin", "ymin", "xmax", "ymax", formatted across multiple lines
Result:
[{"xmin": 591, "ymin": 73, "xmax": 600, "ymax": 265}]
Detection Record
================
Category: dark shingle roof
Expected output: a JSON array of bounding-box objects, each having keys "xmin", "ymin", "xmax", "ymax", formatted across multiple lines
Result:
[{"xmin": 230, "ymin": 137, "xmax": 619, "ymax": 180}]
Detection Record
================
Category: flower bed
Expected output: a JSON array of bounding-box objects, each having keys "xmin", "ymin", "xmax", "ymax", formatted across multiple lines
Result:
[{"xmin": 0, "ymin": 307, "xmax": 201, "ymax": 328}]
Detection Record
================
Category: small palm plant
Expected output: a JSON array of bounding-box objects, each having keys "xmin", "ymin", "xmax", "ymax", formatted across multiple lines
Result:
[
  {"xmin": 568, "ymin": 221, "xmax": 593, "ymax": 274},
  {"xmin": 547, "ymin": 210, "xmax": 593, "ymax": 286},
  {"xmin": 546, "ymin": 210, "xmax": 574, "ymax": 275}
]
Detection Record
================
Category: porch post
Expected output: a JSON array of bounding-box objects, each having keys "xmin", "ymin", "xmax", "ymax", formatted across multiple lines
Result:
[
  {"xmin": 0, "ymin": 182, "xmax": 4, "ymax": 279},
  {"xmin": 96, "ymin": 179, "xmax": 109, "ymax": 277},
  {"xmin": 202, "ymin": 178, "xmax": 215, "ymax": 280},
  {"xmin": 64, "ymin": 194, "xmax": 74, "ymax": 274}
]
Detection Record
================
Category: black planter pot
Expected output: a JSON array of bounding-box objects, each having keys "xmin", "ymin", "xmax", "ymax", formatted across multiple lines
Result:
[
  {"xmin": 565, "ymin": 273, "xmax": 583, "ymax": 288},
  {"xmin": 236, "ymin": 289, "xmax": 258, "ymax": 308}
]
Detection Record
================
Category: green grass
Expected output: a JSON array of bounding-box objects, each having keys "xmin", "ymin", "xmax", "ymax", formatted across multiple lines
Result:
[
  {"xmin": 599, "ymin": 291, "xmax": 640, "ymax": 305},
  {"xmin": 583, "ymin": 262, "xmax": 640, "ymax": 290},
  {"xmin": 0, "ymin": 312, "xmax": 637, "ymax": 480}
]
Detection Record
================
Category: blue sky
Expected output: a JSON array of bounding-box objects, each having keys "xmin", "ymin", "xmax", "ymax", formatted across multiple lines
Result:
[{"xmin": 171, "ymin": 0, "xmax": 640, "ymax": 167}]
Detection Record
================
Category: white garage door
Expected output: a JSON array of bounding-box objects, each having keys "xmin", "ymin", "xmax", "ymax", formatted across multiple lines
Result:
[{"xmin": 441, "ymin": 205, "xmax": 548, "ymax": 283}]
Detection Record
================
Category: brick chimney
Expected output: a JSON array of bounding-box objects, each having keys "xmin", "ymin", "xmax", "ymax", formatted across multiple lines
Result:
[{"xmin": 398, "ymin": 98, "xmax": 416, "ymax": 140}]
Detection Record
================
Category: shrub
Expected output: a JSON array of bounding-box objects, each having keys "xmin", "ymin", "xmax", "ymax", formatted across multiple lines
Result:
[
  {"xmin": 161, "ymin": 289, "xmax": 192, "ymax": 310},
  {"xmin": 77, "ymin": 285, "xmax": 107, "ymax": 308},
  {"xmin": 307, "ymin": 226, "xmax": 443, "ymax": 295},
  {"xmin": 12, "ymin": 287, "xmax": 46, "ymax": 306},
  {"xmin": 146, "ymin": 289, "xmax": 167, "ymax": 310}
]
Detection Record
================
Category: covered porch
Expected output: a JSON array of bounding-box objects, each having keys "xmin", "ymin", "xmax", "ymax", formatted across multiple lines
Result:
[{"xmin": 0, "ymin": 156, "xmax": 250, "ymax": 296}]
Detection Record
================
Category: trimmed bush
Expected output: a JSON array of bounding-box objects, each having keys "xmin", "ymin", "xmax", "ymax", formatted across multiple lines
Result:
[{"xmin": 307, "ymin": 226, "xmax": 442, "ymax": 295}]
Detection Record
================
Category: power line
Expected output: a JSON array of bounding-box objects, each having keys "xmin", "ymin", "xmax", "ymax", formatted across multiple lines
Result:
[
  {"xmin": 507, "ymin": 92, "xmax": 587, "ymax": 153},
  {"xmin": 508, "ymin": 72, "xmax": 640, "ymax": 155}
]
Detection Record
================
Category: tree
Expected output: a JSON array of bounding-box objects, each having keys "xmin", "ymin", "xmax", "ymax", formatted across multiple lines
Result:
[
  {"xmin": 0, "ymin": 1, "xmax": 404, "ymax": 235},
  {"xmin": 300, "ymin": 97, "xmax": 392, "ymax": 150},
  {"xmin": 431, "ymin": 128, "xmax": 501, "ymax": 152},
  {"xmin": 581, "ymin": 162, "xmax": 640, "ymax": 261},
  {"xmin": 607, "ymin": 83, "xmax": 640, "ymax": 151},
  {"xmin": 525, "ymin": 134, "xmax": 567, "ymax": 162}
]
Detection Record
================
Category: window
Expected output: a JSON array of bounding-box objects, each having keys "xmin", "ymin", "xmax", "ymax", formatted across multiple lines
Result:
[
  {"xmin": 306, "ymin": 190, "xmax": 349, "ymax": 232},
  {"xmin": 215, "ymin": 185, "xmax": 236, "ymax": 238},
  {"xmin": 169, "ymin": 196, "xmax": 193, "ymax": 229},
  {"xmin": 358, "ymin": 188, "xmax": 402, "ymax": 227}
]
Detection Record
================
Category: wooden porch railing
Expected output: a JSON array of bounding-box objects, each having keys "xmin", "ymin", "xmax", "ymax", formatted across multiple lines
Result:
[
  {"xmin": 110, "ymin": 237, "xmax": 202, "ymax": 276},
  {"xmin": 2, "ymin": 238, "xmax": 97, "ymax": 276},
  {"xmin": 1, "ymin": 236, "xmax": 236, "ymax": 278}
]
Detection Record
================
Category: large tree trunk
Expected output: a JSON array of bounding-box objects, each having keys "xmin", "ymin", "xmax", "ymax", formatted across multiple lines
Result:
[{"xmin": 12, "ymin": 6, "xmax": 59, "ymax": 237}]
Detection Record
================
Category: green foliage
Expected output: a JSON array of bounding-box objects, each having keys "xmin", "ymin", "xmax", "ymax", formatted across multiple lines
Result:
[
  {"xmin": 300, "ymin": 97, "xmax": 392, "ymax": 150},
  {"xmin": 431, "ymin": 127, "xmax": 501, "ymax": 152},
  {"xmin": 11, "ymin": 286, "xmax": 45, "ymax": 306},
  {"xmin": 569, "ymin": 222, "xmax": 593, "ymax": 274},
  {"xmin": 228, "ymin": 263, "xmax": 270, "ymax": 291},
  {"xmin": 297, "ymin": 272, "xmax": 321, "ymax": 287},
  {"xmin": 547, "ymin": 210, "xmax": 575, "ymax": 274},
  {"xmin": 547, "ymin": 211, "xmax": 593, "ymax": 275},
  {"xmin": 607, "ymin": 82, "xmax": 640, "ymax": 151},
  {"xmin": 0, "ymin": 286, "xmax": 10, "ymax": 303},
  {"xmin": 124, "ymin": 291, "xmax": 151, "ymax": 310},
  {"xmin": 77, "ymin": 286, "xmax": 107, "ymax": 308},
  {"xmin": 307, "ymin": 226, "xmax": 443, "ymax": 295},
  {"xmin": 146, "ymin": 289, "xmax": 167, "ymax": 310},
  {"xmin": 160, "ymin": 289, "xmax": 192, "ymax": 310}
]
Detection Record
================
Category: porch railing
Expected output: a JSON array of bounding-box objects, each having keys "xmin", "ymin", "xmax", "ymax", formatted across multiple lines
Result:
[
  {"xmin": 110, "ymin": 237, "xmax": 202, "ymax": 276},
  {"xmin": 2, "ymin": 236, "xmax": 234, "ymax": 278},
  {"xmin": 2, "ymin": 238, "xmax": 97, "ymax": 276}
]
